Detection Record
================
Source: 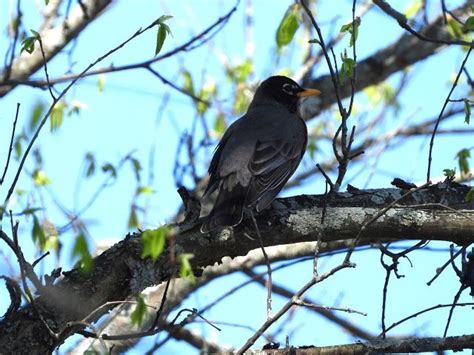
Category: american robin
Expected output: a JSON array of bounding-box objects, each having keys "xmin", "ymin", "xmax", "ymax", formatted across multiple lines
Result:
[{"xmin": 201, "ymin": 76, "xmax": 321, "ymax": 233}]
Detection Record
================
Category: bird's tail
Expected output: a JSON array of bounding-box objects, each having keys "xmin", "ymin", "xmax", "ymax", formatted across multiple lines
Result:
[{"xmin": 200, "ymin": 182, "xmax": 247, "ymax": 233}]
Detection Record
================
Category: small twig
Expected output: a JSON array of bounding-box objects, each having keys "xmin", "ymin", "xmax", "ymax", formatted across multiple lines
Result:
[
  {"xmin": 32, "ymin": 251, "xmax": 50, "ymax": 268},
  {"xmin": 9, "ymin": 213, "xmax": 56, "ymax": 338},
  {"xmin": 427, "ymin": 246, "xmax": 465, "ymax": 286},
  {"xmin": 426, "ymin": 46, "xmax": 472, "ymax": 182},
  {"xmin": 444, "ymin": 285, "xmax": 465, "ymax": 337},
  {"xmin": 344, "ymin": 182, "xmax": 431, "ymax": 263},
  {"xmin": 3, "ymin": 0, "xmax": 22, "ymax": 81},
  {"xmin": 146, "ymin": 66, "xmax": 210, "ymax": 105},
  {"xmin": 2, "ymin": 16, "xmax": 169, "ymax": 218},
  {"xmin": 237, "ymin": 261, "xmax": 353, "ymax": 353},
  {"xmin": 37, "ymin": 35, "xmax": 56, "ymax": 100},
  {"xmin": 294, "ymin": 299, "xmax": 367, "ymax": 316},
  {"xmin": 250, "ymin": 210, "xmax": 273, "ymax": 318},
  {"xmin": 150, "ymin": 277, "xmax": 172, "ymax": 330},
  {"xmin": 0, "ymin": 103, "xmax": 20, "ymax": 186},
  {"xmin": 380, "ymin": 302, "xmax": 474, "ymax": 337}
]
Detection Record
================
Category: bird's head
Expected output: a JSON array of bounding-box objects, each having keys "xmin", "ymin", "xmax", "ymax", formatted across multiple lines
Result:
[{"xmin": 250, "ymin": 76, "xmax": 321, "ymax": 113}]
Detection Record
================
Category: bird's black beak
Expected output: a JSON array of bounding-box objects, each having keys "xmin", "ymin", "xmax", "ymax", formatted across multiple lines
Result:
[{"xmin": 296, "ymin": 88, "xmax": 321, "ymax": 97}]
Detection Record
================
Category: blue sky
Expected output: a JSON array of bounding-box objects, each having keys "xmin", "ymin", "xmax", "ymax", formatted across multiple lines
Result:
[{"xmin": 0, "ymin": 0, "xmax": 473, "ymax": 353}]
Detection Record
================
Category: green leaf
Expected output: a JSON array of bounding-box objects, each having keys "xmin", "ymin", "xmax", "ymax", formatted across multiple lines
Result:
[
  {"xmin": 129, "ymin": 157, "xmax": 142, "ymax": 182},
  {"xmin": 131, "ymin": 294, "xmax": 146, "ymax": 326},
  {"xmin": 128, "ymin": 205, "xmax": 139, "ymax": 229},
  {"xmin": 32, "ymin": 169, "xmax": 51, "ymax": 186},
  {"xmin": 307, "ymin": 138, "xmax": 317, "ymax": 159},
  {"xmin": 276, "ymin": 4, "xmax": 300, "ymax": 48},
  {"xmin": 196, "ymin": 80, "xmax": 215, "ymax": 116},
  {"xmin": 154, "ymin": 16, "xmax": 172, "ymax": 56},
  {"xmin": 97, "ymin": 74, "xmax": 106, "ymax": 92},
  {"xmin": 443, "ymin": 168, "xmax": 456, "ymax": 178},
  {"xmin": 101, "ymin": 163, "xmax": 117, "ymax": 178},
  {"xmin": 45, "ymin": 0, "xmax": 50, "ymax": 5},
  {"xmin": 182, "ymin": 70, "xmax": 195, "ymax": 96},
  {"xmin": 233, "ymin": 86, "xmax": 250, "ymax": 115},
  {"xmin": 179, "ymin": 253, "xmax": 195, "ymax": 281},
  {"xmin": 447, "ymin": 17, "xmax": 464, "ymax": 39},
  {"xmin": 466, "ymin": 188, "xmax": 474, "ymax": 202},
  {"xmin": 339, "ymin": 52, "xmax": 355, "ymax": 83},
  {"xmin": 21, "ymin": 30, "xmax": 40, "ymax": 54},
  {"xmin": 404, "ymin": 0, "xmax": 422, "ymax": 19},
  {"xmin": 84, "ymin": 152, "xmax": 96, "ymax": 177},
  {"xmin": 30, "ymin": 102, "xmax": 45, "ymax": 132},
  {"xmin": 50, "ymin": 101, "xmax": 66, "ymax": 132},
  {"xmin": 141, "ymin": 227, "xmax": 170, "ymax": 261},
  {"xmin": 340, "ymin": 17, "xmax": 360, "ymax": 46},
  {"xmin": 136, "ymin": 186, "xmax": 155, "ymax": 195},
  {"xmin": 14, "ymin": 133, "xmax": 27, "ymax": 160},
  {"xmin": 308, "ymin": 38, "xmax": 320, "ymax": 44},
  {"xmin": 72, "ymin": 233, "xmax": 94, "ymax": 273},
  {"xmin": 226, "ymin": 60, "xmax": 253, "ymax": 84},
  {"xmin": 212, "ymin": 113, "xmax": 227, "ymax": 138},
  {"xmin": 456, "ymin": 148, "xmax": 471, "ymax": 176},
  {"xmin": 463, "ymin": 16, "xmax": 474, "ymax": 32},
  {"xmin": 464, "ymin": 98, "xmax": 471, "ymax": 124},
  {"xmin": 32, "ymin": 215, "xmax": 46, "ymax": 249}
]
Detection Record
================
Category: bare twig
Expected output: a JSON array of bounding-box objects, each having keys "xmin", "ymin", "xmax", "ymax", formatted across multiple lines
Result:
[
  {"xmin": 250, "ymin": 210, "xmax": 273, "ymax": 318},
  {"xmin": 0, "ymin": 103, "xmax": 20, "ymax": 186},
  {"xmin": 427, "ymin": 46, "xmax": 473, "ymax": 182}
]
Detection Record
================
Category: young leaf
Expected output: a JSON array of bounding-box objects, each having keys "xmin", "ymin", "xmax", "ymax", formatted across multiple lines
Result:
[
  {"xmin": 447, "ymin": 17, "xmax": 463, "ymax": 39},
  {"xmin": 97, "ymin": 74, "xmax": 106, "ymax": 92},
  {"xmin": 101, "ymin": 163, "xmax": 117, "ymax": 178},
  {"xmin": 404, "ymin": 0, "xmax": 422, "ymax": 19},
  {"xmin": 179, "ymin": 253, "xmax": 195, "ymax": 281},
  {"xmin": 128, "ymin": 205, "xmax": 139, "ymax": 229},
  {"xmin": 443, "ymin": 168, "xmax": 456, "ymax": 179},
  {"xmin": 72, "ymin": 233, "xmax": 94, "ymax": 273},
  {"xmin": 339, "ymin": 52, "xmax": 355, "ymax": 83},
  {"xmin": 340, "ymin": 17, "xmax": 360, "ymax": 47},
  {"xmin": 30, "ymin": 102, "xmax": 45, "ymax": 132},
  {"xmin": 84, "ymin": 152, "xmax": 96, "ymax": 177},
  {"xmin": 131, "ymin": 294, "xmax": 146, "ymax": 326},
  {"xmin": 21, "ymin": 30, "xmax": 40, "ymax": 54},
  {"xmin": 276, "ymin": 4, "xmax": 300, "ymax": 48},
  {"xmin": 32, "ymin": 215, "xmax": 46, "ymax": 249},
  {"xmin": 307, "ymin": 138, "xmax": 317, "ymax": 159},
  {"xmin": 212, "ymin": 113, "xmax": 227, "ymax": 138},
  {"xmin": 182, "ymin": 70, "xmax": 195, "ymax": 96},
  {"xmin": 136, "ymin": 186, "xmax": 155, "ymax": 195},
  {"xmin": 456, "ymin": 148, "xmax": 471, "ymax": 176},
  {"xmin": 463, "ymin": 16, "xmax": 474, "ymax": 32},
  {"xmin": 154, "ymin": 16, "xmax": 172, "ymax": 56},
  {"xmin": 32, "ymin": 169, "xmax": 51, "ymax": 186},
  {"xmin": 50, "ymin": 101, "xmax": 66, "ymax": 132},
  {"xmin": 466, "ymin": 187, "xmax": 474, "ymax": 202},
  {"xmin": 141, "ymin": 227, "xmax": 170, "ymax": 261},
  {"xmin": 464, "ymin": 98, "xmax": 471, "ymax": 124},
  {"xmin": 129, "ymin": 157, "xmax": 142, "ymax": 182}
]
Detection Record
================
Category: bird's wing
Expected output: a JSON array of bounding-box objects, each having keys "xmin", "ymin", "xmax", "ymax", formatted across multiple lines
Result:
[
  {"xmin": 203, "ymin": 124, "xmax": 235, "ymax": 197},
  {"xmin": 247, "ymin": 139, "xmax": 305, "ymax": 210}
]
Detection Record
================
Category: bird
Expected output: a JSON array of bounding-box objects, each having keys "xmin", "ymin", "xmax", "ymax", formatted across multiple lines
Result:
[{"xmin": 200, "ymin": 75, "xmax": 321, "ymax": 233}]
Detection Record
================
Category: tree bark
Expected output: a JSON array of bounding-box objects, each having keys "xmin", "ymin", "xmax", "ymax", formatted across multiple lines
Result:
[{"xmin": 0, "ymin": 183, "xmax": 473, "ymax": 353}]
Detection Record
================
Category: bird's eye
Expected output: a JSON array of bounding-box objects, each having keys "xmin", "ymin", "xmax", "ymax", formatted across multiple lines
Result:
[{"xmin": 282, "ymin": 83, "xmax": 296, "ymax": 95}]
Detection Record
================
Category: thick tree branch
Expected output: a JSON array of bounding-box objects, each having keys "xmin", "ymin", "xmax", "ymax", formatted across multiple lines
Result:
[
  {"xmin": 0, "ymin": 0, "xmax": 112, "ymax": 97},
  {"xmin": 0, "ymin": 183, "xmax": 473, "ymax": 352}
]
